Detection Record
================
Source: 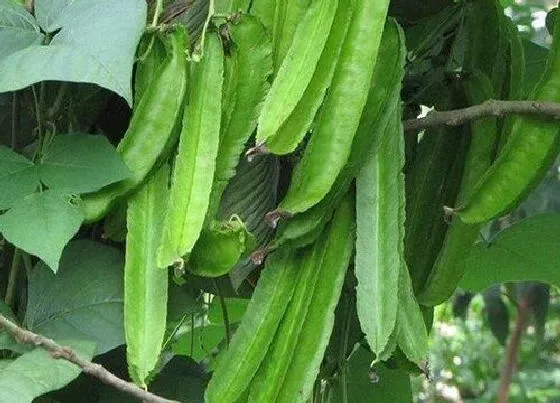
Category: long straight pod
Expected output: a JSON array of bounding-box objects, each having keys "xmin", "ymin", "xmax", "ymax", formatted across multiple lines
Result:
[
  {"xmin": 419, "ymin": 71, "xmax": 498, "ymax": 306},
  {"xmin": 157, "ymin": 33, "xmax": 224, "ymax": 268},
  {"xmin": 81, "ymin": 28, "xmax": 188, "ymax": 223},
  {"xmin": 278, "ymin": 0, "xmax": 391, "ymax": 215},
  {"xmin": 262, "ymin": 0, "xmax": 353, "ymax": 155},
  {"xmin": 269, "ymin": 18, "xmax": 406, "ymax": 250},
  {"xmin": 457, "ymin": 10, "xmax": 560, "ymax": 224},
  {"xmin": 355, "ymin": 105, "xmax": 405, "ymax": 360},
  {"xmin": 124, "ymin": 165, "xmax": 170, "ymax": 387},
  {"xmin": 256, "ymin": 0, "xmax": 339, "ymax": 145},
  {"xmin": 275, "ymin": 194, "xmax": 355, "ymax": 403},
  {"xmin": 207, "ymin": 15, "xmax": 273, "ymax": 220},
  {"xmin": 204, "ymin": 248, "xmax": 301, "ymax": 403}
]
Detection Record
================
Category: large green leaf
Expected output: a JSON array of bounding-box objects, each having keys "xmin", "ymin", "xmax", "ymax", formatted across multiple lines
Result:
[
  {"xmin": 0, "ymin": 340, "xmax": 96, "ymax": 403},
  {"xmin": 0, "ymin": 0, "xmax": 146, "ymax": 106},
  {"xmin": 0, "ymin": 145, "xmax": 40, "ymax": 209},
  {"xmin": 0, "ymin": 190, "xmax": 83, "ymax": 271},
  {"xmin": 0, "ymin": 134, "xmax": 128, "ymax": 209},
  {"xmin": 173, "ymin": 297, "xmax": 248, "ymax": 362},
  {"xmin": 328, "ymin": 346, "xmax": 412, "ymax": 402},
  {"xmin": 0, "ymin": 1, "xmax": 43, "ymax": 58},
  {"xmin": 39, "ymin": 134, "xmax": 130, "ymax": 193},
  {"xmin": 460, "ymin": 214, "xmax": 560, "ymax": 292},
  {"xmin": 522, "ymin": 39, "xmax": 548, "ymax": 97},
  {"xmin": 24, "ymin": 240, "xmax": 125, "ymax": 354}
]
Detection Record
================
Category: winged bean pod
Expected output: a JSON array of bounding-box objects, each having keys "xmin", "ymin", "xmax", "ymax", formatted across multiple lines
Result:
[
  {"xmin": 124, "ymin": 165, "xmax": 170, "ymax": 387},
  {"xmin": 256, "ymin": 0, "xmax": 338, "ymax": 145},
  {"xmin": 157, "ymin": 32, "xmax": 224, "ymax": 268},
  {"xmin": 81, "ymin": 28, "xmax": 188, "ymax": 223},
  {"xmin": 277, "ymin": 0, "xmax": 391, "ymax": 215},
  {"xmin": 457, "ymin": 10, "xmax": 560, "ymax": 224}
]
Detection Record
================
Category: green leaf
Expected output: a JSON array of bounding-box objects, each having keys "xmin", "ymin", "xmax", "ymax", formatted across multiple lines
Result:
[
  {"xmin": 125, "ymin": 166, "xmax": 169, "ymax": 386},
  {"xmin": 460, "ymin": 214, "xmax": 560, "ymax": 292},
  {"xmin": 38, "ymin": 134, "xmax": 130, "ymax": 193},
  {"xmin": 0, "ymin": 1, "xmax": 43, "ymax": 58},
  {"xmin": 173, "ymin": 322, "xmax": 226, "ymax": 362},
  {"xmin": 207, "ymin": 297, "xmax": 249, "ymax": 325},
  {"xmin": 148, "ymin": 356, "xmax": 208, "ymax": 403},
  {"xmin": 0, "ymin": 145, "xmax": 40, "ymax": 209},
  {"xmin": 24, "ymin": 240, "xmax": 125, "ymax": 354},
  {"xmin": 165, "ymin": 282, "xmax": 203, "ymax": 345},
  {"xmin": 0, "ymin": 340, "xmax": 96, "ymax": 403},
  {"xmin": 328, "ymin": 347, "xmax": 412, "ymax": 403},
  {"xmin": 522, "ymin": 39, "xmax": 548, "ymax": 97},
  {"xmin": 0, "ymin": 0, "xmax": 147, "ymax": 106},
  {"xmin": 0, "ymin": 190, "xmax": 83, "ymax": 271},
  {"xmin": 173, "ymin": 297, "xmax": 248, "ymax": 362},
  {"xmin": 218, "ymin": 154, "xmax": 279, "ymax": 289},
  {"xmin": 0, "ymin": 135, "xmax": 128, "ymax": 210}
]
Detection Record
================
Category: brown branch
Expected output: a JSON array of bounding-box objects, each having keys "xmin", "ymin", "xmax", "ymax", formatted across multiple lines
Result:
[
  {"xmin": 403, "ymin": 100, "xmax": 560, "ymax": 132},
  {"xmin": 497, "ymin": 301, "xmax": 531, "ymax": 403},
  {"xmin": 0, "ymin": 313, "xmax": 178, "ymax": 403}
]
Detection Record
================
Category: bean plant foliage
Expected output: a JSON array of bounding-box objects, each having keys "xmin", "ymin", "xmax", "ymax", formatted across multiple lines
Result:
[{"xmin": 0, "ymin": 0, "xmax": 558, "ymax": 402}]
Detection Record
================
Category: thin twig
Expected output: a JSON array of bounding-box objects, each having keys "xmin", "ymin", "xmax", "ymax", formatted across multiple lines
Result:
[
  {"xmin": 213, "ymin": 280, "xmax": 231, "ymax": 348},
  {"xmin": 0, "ymin": 313, "xmax": 179, "ymax": 403},
  {"xmin": 4, "ymin": 249, "xmax": 22, "ymax": 306},
  {"xmin": 402, "ymin": 99, "xmax": 560, "ymax": 132},
  {"xmin": 497, "ymin": 301, "xmax": 531, "ymax": 403}
]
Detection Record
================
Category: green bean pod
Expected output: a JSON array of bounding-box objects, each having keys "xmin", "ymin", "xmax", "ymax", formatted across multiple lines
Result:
[
  {"xmin": 134, "ymin": 33, "xmax": 167, "ymax": 107},
  {"xmin": 157, "ymin": 32, "xmax": 224, "ymax": 268},
  {"xmin": 274, "ymin": 193, "xmax": 355, "ymax": 403},
  {"xmin": 250, "ymin": 0, "xmax": 275, "ymax": 34},
  {"xmin": 419, "ymin": 71, "xmax": 498, "ymax": 307},
  {"xmin": 124, "ymin": 164, "xmax": 169, "ymax": 387},
  {"xmin": 271, "ymin": 0, "xmax": 312, "ymax": 71},
  {"xmin": 396, "ymin": 260, "xmax": 429, "ymax": 366},
  {"xmin": 497, "ymin": 15, "xmax": 525, "ymax": 150},
  {"xmin": 269, "ymin": 17, "xmax": 405, "ymax": 249},
  {"xmin": 404, "ymin": 90, "xmax": 470, "ymax": 292},
  {"xmin": 81, "ymin": 28, "xmax": 188, "ymax": 223},
  {"xmin": 256, "ymin": 0, "xmax": 338, "ymax": 145},
  {"xmin": 204, "ymin": 248, "xmax": 301, "ymax": 403},
  {"xmin": 247, "ymin": 229, "xmax": 327, "ymax": 402},
  {"xmin": 277, "ymin": 0, "xmax": 391, "ymax": 215},
  {"xmin": 397, "ymin": 139, "xmax": 428, "ymax": 367},
  {"xmin": 457, "ymin": 10, "xmax": 560, "ymax": 224},
  {"xmin": 355, "ymin": 104, "xmax": 403, "ymax": 360},
  {"xmin": 207, "ymin": 15, "xmax": 273, "ymax": 220},
  {"xmin": 262, "ymin": 0, "xmax": 352, "ymax": 155}
]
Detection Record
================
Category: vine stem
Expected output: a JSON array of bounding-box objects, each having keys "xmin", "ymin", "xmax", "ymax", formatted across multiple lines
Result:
[
  {"xmin": 11, "ymin": 92, "xmax": 20, "ymax": 150},
  {"xmin": 402, "ymin": 99, "xmax": 560, "ymax": 132},
  {"xmin": 213, "ymin": 280, "xmax": 231, "ymax": 348},
  {"xmin": 0, "ymin": 313, "xmax": 178, "ymax": 403},
  {"xmin": 4, "ymin": 249, "xmax": 22, "ymax": 306},
  {"xmin": 151, "ymin": 0, "xmax": 163, "ymax": 27},
  {"xmin": 338, "ymin": 291, "xmax": 352, "ymax": 403}
]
